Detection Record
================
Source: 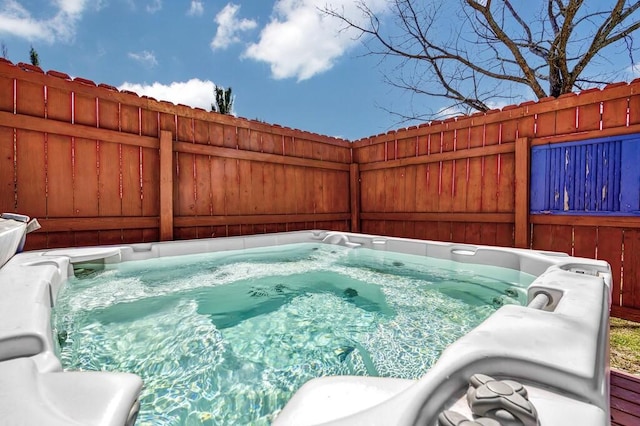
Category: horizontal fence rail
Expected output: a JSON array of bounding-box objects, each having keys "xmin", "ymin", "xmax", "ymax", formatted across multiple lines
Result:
[{"xmin": 1, "ymin": 59, "xmax": 640, "ymax": 319}]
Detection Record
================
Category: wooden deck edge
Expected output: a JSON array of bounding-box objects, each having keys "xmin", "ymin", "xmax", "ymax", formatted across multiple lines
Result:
[{"xmin": 610, "ymin": 369, "xmax": 640, "ymax": 426}]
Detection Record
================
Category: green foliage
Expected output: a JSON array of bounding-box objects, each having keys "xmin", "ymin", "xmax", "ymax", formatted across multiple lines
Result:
[
  {"xmin": 29, "ymin": 46, "xmax": 39, "ymax": 67},
  {"xmin": 610, "ymin": 317, "xmax": 640, "ymax": 374},
  {"xmin": 211, "ymin": 85, "xmax": 234, "ymax": 115}
]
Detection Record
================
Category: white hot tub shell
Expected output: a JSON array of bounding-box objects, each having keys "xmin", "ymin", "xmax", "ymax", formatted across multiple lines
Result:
[{"xmin": 0, "ymin": 227, "xmax": 611, "ymax": 426}]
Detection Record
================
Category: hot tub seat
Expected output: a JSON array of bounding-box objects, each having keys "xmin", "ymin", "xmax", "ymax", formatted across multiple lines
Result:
[
  {"xmin": 0, "ymin": 357, "xmax": 142, "ymax": 426},
  {"xmin": 0, "ymin": 238, "xmax": 143, "ymax": 425}
]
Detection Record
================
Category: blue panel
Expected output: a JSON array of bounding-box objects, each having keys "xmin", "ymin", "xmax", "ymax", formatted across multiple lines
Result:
[
  {"xmin": 566, "ymin": 146, "xmax": 575, "ymax": 211},
  {"xmin": 553, "ymin": 148, "xmax": 562, "ymax": 210},
  {"xmin": 578, "ymin": 145, "xmax": 587, "ymax": 211},
  {"xmin": 544, "ymin": 148, "xmax": 551, "ymax": 210},
  {"xmin": 620, "ymin": 141, "xmax": 640, "ymax": 213},
  {"xmin": 593, "ymin": 144, "xmax": 602, "ymax": 211},
  {"xmin": 530, "ymin": 133, "xmax": 640, "ymax": 216},
  {"xmin": 612, "ymin": 141, "xmax": 621, "ymax": 212},
  {"xmin": 530, "ymin": 149, "xmax": 548, "ymax": 211},
  {"xmin": 585, "ymin": 143, "xmax": 596, "ymax": 211}
]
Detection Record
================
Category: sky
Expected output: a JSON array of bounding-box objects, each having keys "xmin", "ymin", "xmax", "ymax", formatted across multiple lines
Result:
[
  {"xmin": 0, "ymin": 1, "xmax": 639, "ymax": 141},
  {"xmin": 0, "ymin": 0, "xmax": 409, "ymax": 141}
]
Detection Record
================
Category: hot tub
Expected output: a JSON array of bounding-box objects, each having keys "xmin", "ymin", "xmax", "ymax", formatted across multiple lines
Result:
[{"xmin": 0, "ymin": 228, "xmax": 611, "ymax": 425}]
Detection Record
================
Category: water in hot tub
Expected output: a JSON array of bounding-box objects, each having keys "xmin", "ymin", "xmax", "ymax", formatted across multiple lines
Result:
[{"xmin": 52, "ymin": 243, "xmax": 535, "ymax": 425}]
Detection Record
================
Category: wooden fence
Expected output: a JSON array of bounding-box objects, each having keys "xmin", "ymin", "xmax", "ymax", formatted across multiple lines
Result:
[
  {"xmin": 352, "ymin": 83, "xmax": 640, "ymax": 321},
  {"xmin": 0, "ymin": 60, "xmax": 353, "ymax": 250},
  {"xmin": 1, "ymin": 59, "xmax": 639, "ymax": 320}
]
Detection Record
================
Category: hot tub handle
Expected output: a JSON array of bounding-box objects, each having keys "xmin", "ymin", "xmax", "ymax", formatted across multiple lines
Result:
[{"xmin": 527, "ymin": 292, "xmax": 551, "ymax": 310}]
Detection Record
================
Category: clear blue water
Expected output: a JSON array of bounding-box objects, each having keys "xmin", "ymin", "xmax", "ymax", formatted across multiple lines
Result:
[{"xmin": 52, "ymin": 243, "xmax": 535, "ymax": 425}]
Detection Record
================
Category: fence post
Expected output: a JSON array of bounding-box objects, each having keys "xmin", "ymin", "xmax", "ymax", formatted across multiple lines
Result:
[
  {"xmin": 515, "ymin": 137, "xmax": 530, "ymax": 248},
  {"xmin": 350, "ymin": 163, "xmax": 361, "ymax": 232},
  {"xmin": 159, "ymin": 130, "xmax": 174, "ymax": 241}
]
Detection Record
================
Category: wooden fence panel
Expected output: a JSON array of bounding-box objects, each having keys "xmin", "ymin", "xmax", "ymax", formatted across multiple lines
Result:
[
  {"xmin": 555, "ymin": 103, "xmax": 578, "ymax": 135},
  {"xmin": 0, "ymin": 126, "xmax": 14, "ymax": 213},
  {"xmin": 425, "ymin": 163, "xmax": 439, "ymax": 213},
  {"xmin": 437, "ymin": 221, "xmax": 452, "ymax": 241},
  {"xmin": 96, "ymin": 98, "xmax": 123, "ymax": 245},
  {"xmin": 359, "ymin": 170, "xmax": 373, "ymax": 214},
  {"xmin": 464, "ymin": 223, "xmax": 483, "ymax": 245},
  {"xmin": 383, "ymin": 168, "xmax": 395, "ymax": 213},
  {"xmin": 466, "ymin": 123, "xmax": 484, "ymax": 213},
  {"xmin": 263, "ymin": 162, "xmax": 277, "ymax": 214},
  {"xmin": 597, "ymin": 227, "xmax": 624, "ymax": 306},
  {"xmin": 0, "ymin": 72, "xmax": 14, "ymax": 213},
  {"xmin": 535, "ymin": 101, "xmax": 557, "ymax": 138},
  {"xmin": 46, "ymin": 133, "xmax": 74, "ymax": 218},
  {"xmin": 294, "ymin": 166, "xmax": 308, "ymax": 214},
  {"xmin": 176, "ymin": 152, "xmax": 197, "ymax": 240},
  {"xmin": 16, "ymin": 130, "xmax": 46, "ymax": 217},
  {"xmin": 191, "ymin": 124, "xmax": 213, "ymax": 240},
  {"xmin": 16, "ymin": 80, "xmax": 44, "ymax": 117},
  {"xmin": 482, "ymin": 120, "xmax": 500, "ymax": 214},
  {"xmin": 283, "ymin": 165, "xmax": 297, "ymax": 214},
  {"xmin": 14, "ymin": 78, "xmax": 47, "ymax": 246},
  {"xmin": 602, "ymin": 93, "xmax": 627, "ymax": 129},
  {"xmin": 413, "ymin": 164, "xmax": 427, "ymax": 213},
  {"xmin": 451, "ymin": 221, "xmax": 466, "ymax": 243},
  {"xmin": 438, "ymin": 160, "xmax": 453, "ymax": 213},
  {"xmin": 262, "ymin": 131, "xmax": 278, "ymax": 155},
  {"xmin": 532, "ymin": 224, "xmax": 573, "ymax": 254},
  {"xmin": 222, "ymin": 123, "xmax": 236, "ymax": 148},
  {"xmin": 73, "ymin": 139, "xmax": 100, "ymax": 246},
  {"xmin": 208, "ymin": 121, "xmax": 223, "ymax": 147},
  {"xmin": 495, "ymin": 223, "xmax": 514, "ymax": 247},
  {"xmin": 121, "ymin": 104, "xmax": 143, "ymax": 243},
  {"xmin": 624, "ymin": 229, "xmax": 640, "ymax": 309},
  {"xmin": 250, "ymin": 159, "xmax": 265, "ymax": 214},
  {"xmin": 72, "ymin": 91, "xmax": 100, "ymax": 246},
  {"xmin": 578, "ymin": 98, "xmax": 601, "ymax": 132},
  {"xmin": 224, "ymin": 159, "xmax": 240, "ymax": 215},
  {"xmin": 403, "ymin": 165, "xmax": 417, "ymax": 213},
  {"xmin": 498, "ymin": 152, "xmax": 515, "ymax": 212},
  {"xmin": 0, "ymin": 73, "xmax": 13, "ymax": 112},
  {"xmin": 629, "ymin": 88, "xmax": 640, "ymax": 126},
  {"xmin": 573, "ymin": 226, "xmax": 598, "ymax": 259}
]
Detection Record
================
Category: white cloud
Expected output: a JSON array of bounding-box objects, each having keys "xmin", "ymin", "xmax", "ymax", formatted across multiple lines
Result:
[
  {"xmin": 146, "ymin": 0, "xmax": 161, "ymax": 13},
  {"xmin": 56, "ymin": 0, "xmax": 86, "ymax": 15},
  {"xmin": 187, "ymin": 0, "xmax": 203, "ymax": 17},
  {"xmin": 244, "ymin": 0, "xmax": 388, "ymax": 81},
  {"xmin": 211, "ymin": 3, "xmax": 257, "ymax": 50},
  {"xmin": 128, "ymin": 50, "xmax": 158, "ymax": 67},
  {"xmin": 0, "ymin": 0, "xmax": 88, "ymax": 43},
  {"xmin": 118, "ymin": 79, "xmax": 216, "ymax": 111}
]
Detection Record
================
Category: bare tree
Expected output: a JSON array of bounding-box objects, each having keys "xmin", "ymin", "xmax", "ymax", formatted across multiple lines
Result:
[
  {"xmin": 326, "ymin": 0, "xmax": 640, "ymax": 121},
  {"xmin": 1, "ymin": 41, "xmax": 7, "ymax": 59}
]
